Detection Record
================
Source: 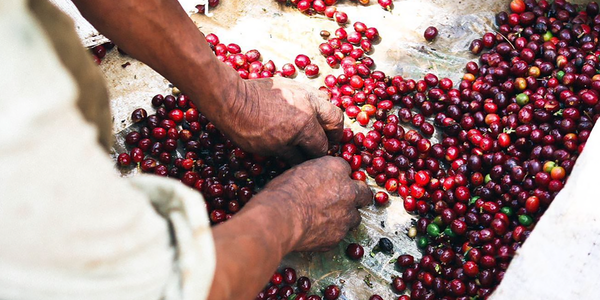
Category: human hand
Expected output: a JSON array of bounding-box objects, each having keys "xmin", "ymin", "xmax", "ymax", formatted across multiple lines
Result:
[
  {"xmin": 210, "ymin": 76, "xmax": 344, "ymax": 164},
  {"xmin": 251, "ymin": 156, "xmax": 372, "ymax": 252}
]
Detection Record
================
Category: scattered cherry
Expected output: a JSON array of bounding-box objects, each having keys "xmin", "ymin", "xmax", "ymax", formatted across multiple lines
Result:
[
  {"xmin": 423, "ymin": 26, "xmax": 438, "ymax": 41},
  {"xmin": 346, "ymin": 243, "xmax": 365, "ymax": 260}
]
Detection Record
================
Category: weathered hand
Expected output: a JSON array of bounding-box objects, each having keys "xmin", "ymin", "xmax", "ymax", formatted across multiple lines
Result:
[
  {"xmin": 211, "ymin": 77, "xmax": 344, "ymax": 164},
  {"xmin": 250, "ymin": 156, "xmax": 372, "ymax": 252}
]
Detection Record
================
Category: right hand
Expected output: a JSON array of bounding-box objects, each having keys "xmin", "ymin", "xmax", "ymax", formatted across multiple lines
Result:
[
  {"xmin": 207, "ymin": 76, "xmax": 344, "ymax": 165},
  {"xmin": 256, "ymin": 156, "xmax": 372, "ymax": 252}
]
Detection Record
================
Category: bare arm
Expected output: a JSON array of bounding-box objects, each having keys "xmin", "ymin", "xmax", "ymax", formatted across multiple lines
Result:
[
  {"xmin": 71, "ymin": 0, "xmax": 241, "ymax": 122},
  {"xmin": 208, "ymin": 157, "xmax": 372, "ymax": 300},
  {"xmin": 70, "ymin": 2, "xmax": 365, "ymax": 300},
  {"xmin": 72, "ymin": 0, "xmax": 344, "ymax": 164}
]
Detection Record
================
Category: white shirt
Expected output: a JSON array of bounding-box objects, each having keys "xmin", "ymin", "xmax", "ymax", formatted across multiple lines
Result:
[{"xmin": 0, "ymin": 1, "xmax": 215, "ymax": 299}]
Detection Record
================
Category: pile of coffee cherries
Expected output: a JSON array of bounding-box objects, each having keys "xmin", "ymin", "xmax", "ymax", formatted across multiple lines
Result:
[
  {"xmin": 117, "ymin": 93, "xmax": 288, "ymax": 224},
  {"xmin": 116, "ymin": 0, "xmax": 600, "ymax": 298},
  {"xmin": 317, "ymin": 21, "xmax": 379, "ymax": 71},
  {"xmin": 257, "ymin": 267, "xmax": 342, "ymax": 300},
  {"xmin": 328, "ymin": 0, "xmax": 599, "ymax": 298},
  {"xmin": 274, "ymin": 0, "xmax": 393, "ymax": 25}
]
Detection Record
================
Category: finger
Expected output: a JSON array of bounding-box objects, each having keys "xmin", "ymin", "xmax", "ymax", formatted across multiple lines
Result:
[
  {"xmin": 295, "ymin": 119, "xmax": 329, "ymax": 158},
  {"xmin": 353, "ymin": 180, "xmax": 373, "ymax": 208},
  {"xmin": 327, "ymin": 156, "xmax": 352, "ymax": 175},
  {"xmin": 310, "ymin": 91, "xmax": 344, "ymax": 143},
  {"xmin": 278, "ymin": 145, "xmax": 306, "ymax": 166}
]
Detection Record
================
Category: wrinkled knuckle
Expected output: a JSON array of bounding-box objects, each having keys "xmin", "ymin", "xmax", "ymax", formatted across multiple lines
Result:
[
  {"xmin": 329, "ymin": 104, "xmax": 343, "ymax": 121},
  {"xmin": 321, "ymin": 155, "xmax": 339, "ymax": 164},
  {"xmin": 330, "ymin": 157, "xmax": 349, "ymax": 171}
]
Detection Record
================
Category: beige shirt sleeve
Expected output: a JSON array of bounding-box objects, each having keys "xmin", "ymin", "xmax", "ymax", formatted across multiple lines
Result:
[{"xmin": 0, "ymin": 1, "xmax": 215, "ymax": 299}]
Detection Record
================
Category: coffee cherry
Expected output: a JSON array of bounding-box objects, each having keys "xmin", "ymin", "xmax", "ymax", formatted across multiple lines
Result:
[
  {"xmin": 323, "ymin": 285, "xmax": 340, "ymax": 300},
  {"xmin": 392, "ymin": 277, "xmax": 406, "ymax": 292},
  {"xmin": 333, "ymin": 11, "xmax": 348, "ymax": 24},
  {"xmin": 131, "ymin": 108, "xmax": 147, "ymax": 123},
  {"xmin": 297, "ymin": 276, "xmax": 312, "ymax": 292},
  {"xmin": 305, "ymin": 64, "xmax": 320, "ymax": 78},
  {"xmin": 424, "ymin": 26, "xmax": 438, "ymax": 41},
  {"xmin": 281, "ymin": 63, "xmax": 297, "ymax": 77},
  {"xmin": 283, "ymin": 267, "xmax": 297, "ymax": 284},
  {"xmin": 295, "ymin": 54, "xmax": 311, "ymax": 69},
  {"xmin": 374, "ymin": 191, "xmax": 390, "ymax": 206},
  {"xmin": 271, "ymin": 272, "xmax": 283, "ymax": 285},
  {"xmin": 117, "ymin": 153, "xmax": 131, "ymax": 166},
  {"xmin": 346, "ymin": 243, "xmax": 364, "ymax": 260}
]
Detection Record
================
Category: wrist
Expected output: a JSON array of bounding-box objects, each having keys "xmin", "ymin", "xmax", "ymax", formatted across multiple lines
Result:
[
  {"xmin": 187, "ymin": 49, "xmax": 245, "ymax": 126},
  {"xmin": 245, "ymin": 188, "xmax": 304, "ymax": 254}
]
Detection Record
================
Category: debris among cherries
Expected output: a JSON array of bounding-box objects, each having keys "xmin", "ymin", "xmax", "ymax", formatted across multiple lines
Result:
[
  {"xmin": 196, "ymin": 0, "xmax": 220, "ymax": 14},
  {"xmin": 115, "ymin": 0, "xmax": 600, "ymax": 298}
]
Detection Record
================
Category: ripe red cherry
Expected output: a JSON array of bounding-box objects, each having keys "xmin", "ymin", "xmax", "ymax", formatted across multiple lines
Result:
[
  {"xmin": 271, "ymin": 272, "xmax": 283, "ymax": 285},
  {"xmin": 356, "ymin": 111, "xmax": 370, "ymax": 126},
  {"xmin": 374, "ymin": 191, "xmax": 390, "ymax": 206},
  {"xmin": 510, "ymin": 0, "xmax": 526, "ymax": 13},
  {"xmin": 130, "ymin": 147, "xmax": 144, "ymax": 163},
  {"xmin": 297, "ymin": 0, "xmax": 311, "ymax": 12},
  {"xmin": 181, "ymin": 171, "xmax": 198, "ymax": 186},
  {"xmin": 498, "ymin": 133, "xmax": 511, "ymax": 148},
  {"xmin": 525, "ymin": 196, "xmax": 540, "ymax": 213},
  {"xmin": 415, "ymin": 170, "xmax": 430, "ymax": 186},
  {"xmin": 181, "ymin": 158, "xmax": 194, "ymax": 170},
  {"xmin": 451, "ymin": 219, "xmax": 467, "ymax": 235},
  {"xmin": 297, "ymin": 276, "xmax": 311, "ymax": 292},
  {"xmin": 423, "ymin": 26, "xmax": 438, "ymax": 41},
  {"xmin": 305, "ymin": 64, "xmax": 320, "ymax": 78},
  {"xmin": 392, "ymin": 277, "xmax": 406, "ymax": 292},
  {"xmin": 210, "ymin": 209, "xmax": 226, "ymax": 223},
  {"xmin": 346, "ymin": 243, "xmax": 364, "ymax": 260},
  {"xmin": 378, "ymin": 0, "xmax": 392, "ymax": 10},
  {"xmin": 463, "ymin": 261, "xmax": 479, "ymax": 277},
  {"xmin": 352, "ymin": 171, "xmax": 367, "ymax": 181},
  {"xmin": 403, "ymin": 196, "xmax": 417, "ymax": 212},
  {"xmin": 185, "ymin": 108, "xmax": 199, "ymax": 122},
  {"xmin": 365, "ymin": 27, "xmax": 379, "ymax": 41},
  {"xmin": 409, "ymin": 184, "xmax": 426, "ymax": 199},
  {"xmin": 283, "ymin": 268, "xmax": 297, "ymax": 284},
  {"xmin": 385, "ymin": 178, "xmax": 399, "ymax": 193},
  {"xmin": 445, "ymin": 146, "xmax": 459, "ymax": 161},
  {"xmin": 333, "ymin": 11, "xmax": 348, "ymax": 24},
  {"xmin": 117, "ymin": 153, "xmax": 131, "ymax": 166},
  {"xmin": 152, "ymin": 127, "xmax": 167, "ymax": 140},
  {"xmin": 295, "ymin": 54, "xmax": 311, "ymax": 70},
  {"xmin": 169, "ymin": 109, "xmax": 184, "ymax": 123},
  {"xmin": 347, "ymin": 32, "xmax": 362, "ymax": 45},
  {"xmin": 323, "ymin": 285, "xmax": 341, "ymax": 300},
  {"xmin": 281, "ymin": 63, "xmax": 297, "ymax": 77},
  {"xmin": 455, "ymin": 186, "xmax": 470, "ymax": 202}
]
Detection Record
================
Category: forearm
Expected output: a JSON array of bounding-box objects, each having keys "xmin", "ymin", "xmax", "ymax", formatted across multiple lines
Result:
[
  {"xmin": 208, "ymin": 190, "xmax": 300, "ymax": 300},
  {"xmin": 71, "ymin": 0, "xmax": 242, "ymax": 119}
]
